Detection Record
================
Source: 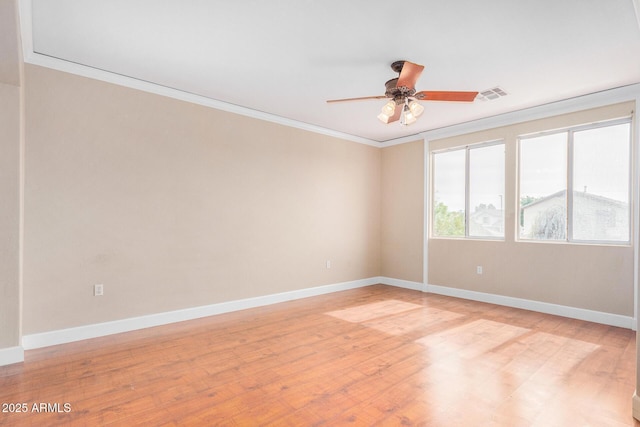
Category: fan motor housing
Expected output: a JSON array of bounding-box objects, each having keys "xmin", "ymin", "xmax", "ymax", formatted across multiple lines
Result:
[{"xmin": 384, "ymin": 78, "xmax": 416, "ymax": 103}]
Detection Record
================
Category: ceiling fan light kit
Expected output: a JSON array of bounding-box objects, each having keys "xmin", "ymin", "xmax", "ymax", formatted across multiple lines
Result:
[
  {"xmin": 399, "ymin": 103, "xmax": 417, "ymax": 126},
  {"xmin": 408, "ymin": 100, "xmax": 424, "ymax": 117},
  {"xmin": 328, "ymin": 60, "xmax": 479, "ymax": 126},
  {"xmin": 377, "ymin": 111, "xmax": 393, "ymax": 124},
  {"xmin": 382, "ymin": 100, "xmax": 396, "ymax": 115},
  {"xmin": 377, "ymin": 100, "xmax": 396, "ymax": 123}
]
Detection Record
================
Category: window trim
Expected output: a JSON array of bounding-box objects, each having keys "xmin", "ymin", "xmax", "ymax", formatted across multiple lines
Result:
[
  {"xmin": 517, "ymin": 117, "xmax": 632, "ymax": 245},
  {"xmin": 431, "ymin": 139, "xmax": 505, "ymax": 240}
]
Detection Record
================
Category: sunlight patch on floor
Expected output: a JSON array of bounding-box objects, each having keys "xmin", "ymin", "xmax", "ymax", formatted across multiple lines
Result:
[
  {"xmin": 415, "ymin": 319, "xmax": 530, "ymax": 359},
  {"xmin": 362, "ymin": 307, "xmax": 464, "ymax": 336},
  {"xmin": 411, "ymin": 327, "xmax": 603, "ymax": 425},
  {"xmin": 325, "ymin": 300, "xmax": 423, "ymax": 323}
]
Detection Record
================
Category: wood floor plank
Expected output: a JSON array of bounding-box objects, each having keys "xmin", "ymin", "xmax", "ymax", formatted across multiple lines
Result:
[{"xmin": 1, "ymin": 285, "xmax": 638, "ymax": 426}]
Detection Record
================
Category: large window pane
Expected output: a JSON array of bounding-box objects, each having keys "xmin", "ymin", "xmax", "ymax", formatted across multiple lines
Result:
[
  {"xmin": 433, "ymin": 149, "xmax": 465, "ymax": 237},
  {"xmin": 469, "ymin": 144, "xmax": 505, "ymax": 237},
  {"xmin": 519, "ymin": 133, "xmax": 567, "ymax": 240},
  {"xmin": 572, "ymin": 123, "xmax": 630, "ymax": 242}
]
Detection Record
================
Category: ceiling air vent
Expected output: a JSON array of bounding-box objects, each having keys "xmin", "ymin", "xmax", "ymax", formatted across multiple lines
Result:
[{"xmin": 477, "ymin": 87, "xmax": 508, "ymax": 101}]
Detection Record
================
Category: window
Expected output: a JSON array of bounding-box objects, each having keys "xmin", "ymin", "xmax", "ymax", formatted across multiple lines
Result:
[
  {"xmin": 519, "ymin": 119, "xmax": 631, "ymax": 243},
  {"xmin": 519, "ymin": 133, "xmax": 567, "ymax": 240},
  {"xmin": 469, "ymin": 144, "xmax": 506, "ymax": 238},
  {"xmin": 432, "ymin": 142, "xmax": 505, "ymax": 238},
  {"xmin": 433, "ymin": 150, "xmax": 465, "ymax": 237}
]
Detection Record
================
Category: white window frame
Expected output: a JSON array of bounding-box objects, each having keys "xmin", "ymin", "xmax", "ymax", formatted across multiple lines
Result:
[
  {"xmin": 431, "ymin": 139, "xmax": 505, "ymax": 240},
  {"xmin": 517, "ymin": 117, "xmax": 632, "ymax": 245}
]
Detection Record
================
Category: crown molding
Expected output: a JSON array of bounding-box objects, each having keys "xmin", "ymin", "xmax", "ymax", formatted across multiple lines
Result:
[
  {"xmin": 17, "ymin": 0, "xmax": 640, "ymax": 149},
  {"xmin": 31, "ymin": 53, "xmax": 386, "ymax": 147},
  {"xmin": 421, "ymin": 84, "xmax": 640, "ymax": 142},
  {"xmin": 18, "ymin": 1, "xmax": 384, "ymax": 147}
]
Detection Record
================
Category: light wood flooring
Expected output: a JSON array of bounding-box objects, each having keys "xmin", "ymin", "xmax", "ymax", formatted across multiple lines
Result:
[{"xmin": 1, "ymin": 284, "xmax": 638, "ymax": 426}]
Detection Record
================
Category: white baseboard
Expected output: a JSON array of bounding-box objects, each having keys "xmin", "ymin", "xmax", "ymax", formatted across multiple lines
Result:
[
  {"xmin": 378, "ymin": 277, "xmax": 424, "ymax": 291},
  {"xmin": 424, "ymin": 283, "xmax": 634, "ymax": 329},
  {"xmin": 0, "ymin": 346, "xmax": 24, "ymax": 366},
  {"xmin": 19, "ymin": 277, "xmax": 634, "ymax": 352},
  {"xmin": 22, "ymin": 277, "xmax": 380, "ymax": 350}
]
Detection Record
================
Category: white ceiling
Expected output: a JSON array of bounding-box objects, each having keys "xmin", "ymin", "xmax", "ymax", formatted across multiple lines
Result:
[{"xmin": 20, "ymin": 0, "xmax": 640, "ymax": 143}]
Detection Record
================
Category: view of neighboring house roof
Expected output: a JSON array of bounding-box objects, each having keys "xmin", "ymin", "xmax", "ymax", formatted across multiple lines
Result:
[{"xmin": 521, "ymin": 189, "xmax": 627, "ymax": 210}]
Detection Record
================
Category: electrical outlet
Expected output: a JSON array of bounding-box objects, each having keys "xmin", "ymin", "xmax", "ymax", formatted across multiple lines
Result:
[
  {"xmin": 326, "ymin": 260, "xmax": 331, "ymax": 269},
  {"xmin": 476, "ymin": 266, "xmax": 483, "ymax": 275},
  {"xmin": 94, "ymin": 284, "xmax": 104, "ymax": 296}
]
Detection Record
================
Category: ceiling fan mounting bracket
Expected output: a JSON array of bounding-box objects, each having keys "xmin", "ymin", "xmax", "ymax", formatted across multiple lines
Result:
[{"xmin": 390, "ymin": 60, "xmax": 406, "ymax": 74}]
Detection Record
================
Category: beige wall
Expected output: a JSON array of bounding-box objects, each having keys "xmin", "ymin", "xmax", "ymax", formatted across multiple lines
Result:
[
  {"xmin": 23, "ymin": 65, "xmax": 381, "ymax": 334},
  {"xmin": 0, "ymin": 0, "xmax": 22, "ymax": 349},
  {"xmin": 13, "ymin": 56, "xmax": 637, "ymax": 338},
  {"xmin": 428, "ymin": 102, "xmax": 636, "ymax": 316},
  {"xmin": 381, "ymin": 141, "xmax": 424, "ymax": 282},
  {"xmin": 0, "ymin": 82, "xmax": 21, "ymax": 347}
]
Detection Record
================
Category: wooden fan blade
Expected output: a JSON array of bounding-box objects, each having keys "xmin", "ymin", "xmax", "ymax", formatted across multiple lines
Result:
[
  {"xmin": 396, "ymin": 61, "xmax": 424, "ymax": 90},
  {"xmin": 415, "ymin": 91, "xmax": 479, "ymax": 102},
  {"xmin": 326, "ymin": 95, "xmax": 388, "ymax": 103}
]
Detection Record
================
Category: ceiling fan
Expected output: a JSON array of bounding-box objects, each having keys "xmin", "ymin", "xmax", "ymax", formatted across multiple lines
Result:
[{"xmin": 327, "ymin": 60, "xmax": 479, "ymax": 126}]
